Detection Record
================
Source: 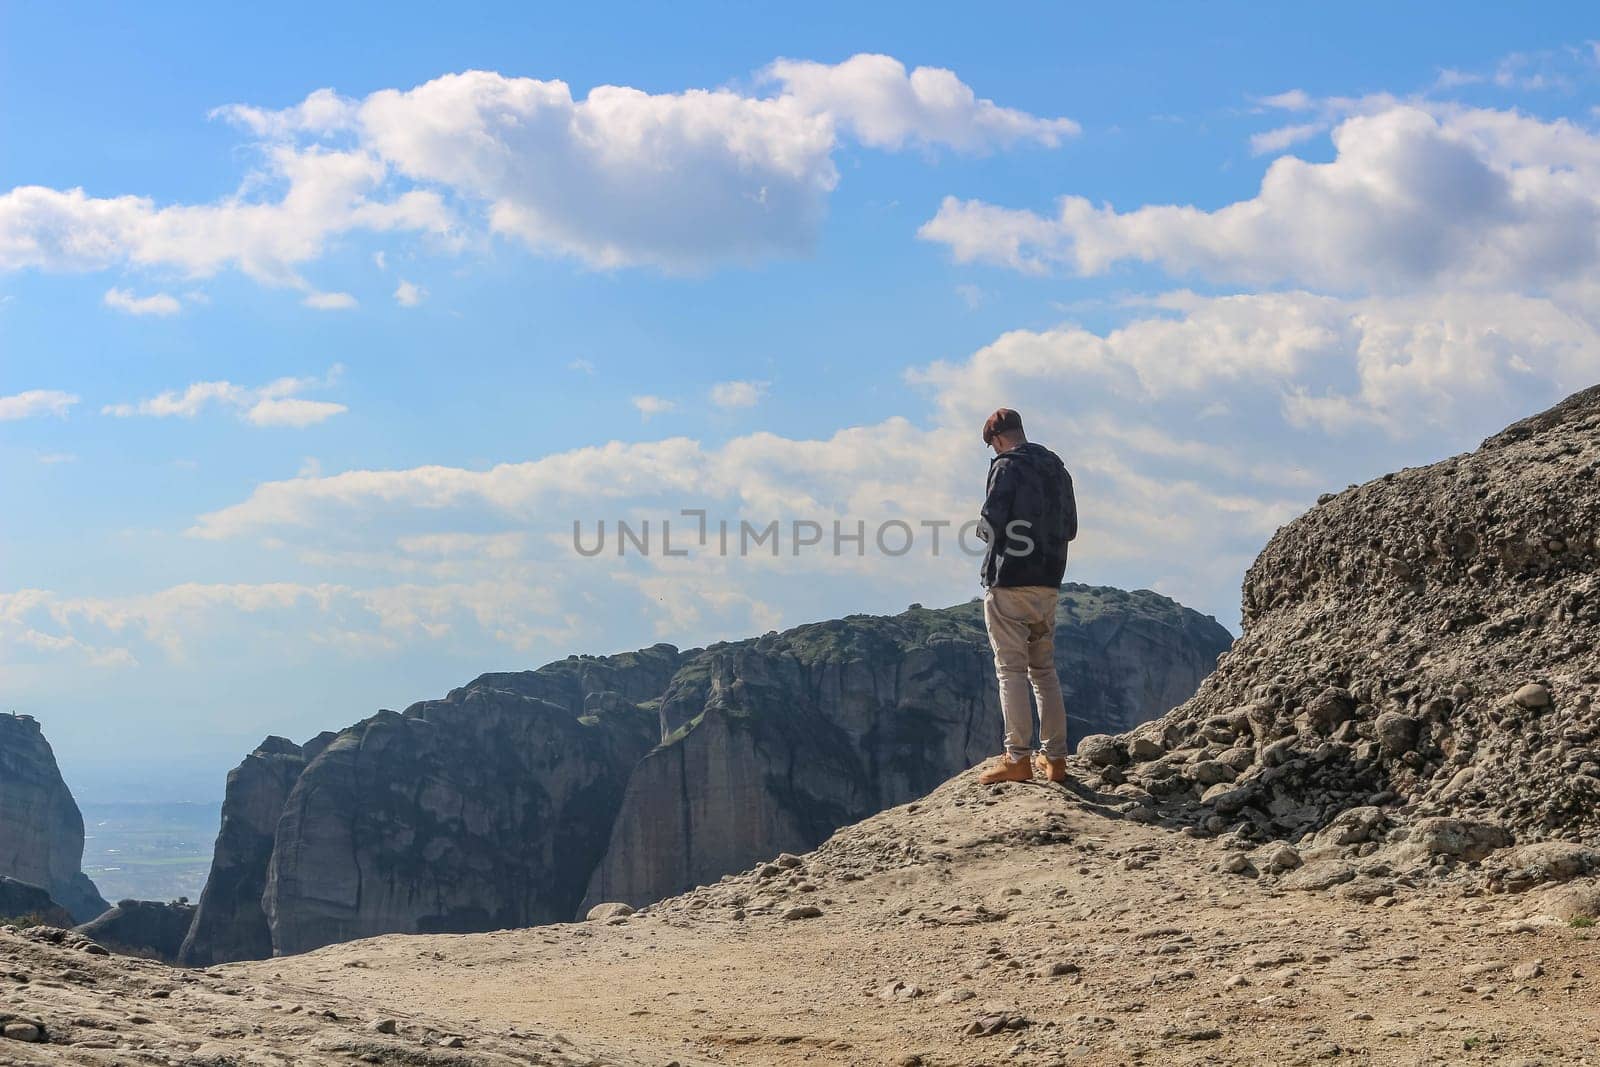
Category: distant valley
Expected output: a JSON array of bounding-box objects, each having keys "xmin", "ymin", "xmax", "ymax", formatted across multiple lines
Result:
[{"xmin": 79, "ymin": 802, "xmax": 219, "ymax": 904}]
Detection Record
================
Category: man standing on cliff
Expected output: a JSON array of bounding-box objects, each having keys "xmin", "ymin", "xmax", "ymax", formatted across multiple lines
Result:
[{"xmin": 973, "ymin": 408, "xmax": 1078, "ymax": 785}]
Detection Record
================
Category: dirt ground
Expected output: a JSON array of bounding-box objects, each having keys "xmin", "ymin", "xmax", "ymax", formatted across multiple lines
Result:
[{"xmin": 3, "ymin": 771, "xmax": 1598, "ymax": 1066}]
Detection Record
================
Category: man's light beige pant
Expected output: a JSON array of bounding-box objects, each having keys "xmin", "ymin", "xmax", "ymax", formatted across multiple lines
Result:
[{"xmin": 983, "ymin": 585, "xmax": 1068, "ymax": 760}]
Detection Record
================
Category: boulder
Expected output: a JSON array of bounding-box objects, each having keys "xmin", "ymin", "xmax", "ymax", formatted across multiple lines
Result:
[
  {"xmin": 1374, "ymin": 712, "xmax": 1420, "ymax": 756},
  {"xmin": 1190, "ymin": 760, "xmax": 1235, "ymax": 786},
  {"xmin": 1500, "ymin": 842, "xmax": 1598, "ymax": 889},
  {"xmin": 1512, "ymin": 684, "xmax": 1552, "ymax": 710},
  {"xmin": 1305, "ymin": 688, "xmax": 1356, "ymax": 733},
  {"xmin": 1128, "ymin": 734, "xmax": 1165, "ymax": 761},
  {"xmin": 1313, "ymin": 806, "xmax": 1388, "ymax": 848},
  {"xmin": 1281, "ymin": 860, "xmax": 1357, "ymax": 891},
  {"xmin": 1217, "ymin": 746, "xmax": 1256, "ymax": 772},
  {"xmin": 1404, "ymin": 818, "xmax": 1513, "ymax": 862},
  {"xmin": 1264, "ymin": 845, "xmax": 1302, "ymax": 872},
  {"xmin": 1076, "ymin": 734, "xmax": 1127, "ymax": 769},
  {"xmin": 1535, "ymin": 879, "xmax": 1600, "ymax": 921}
]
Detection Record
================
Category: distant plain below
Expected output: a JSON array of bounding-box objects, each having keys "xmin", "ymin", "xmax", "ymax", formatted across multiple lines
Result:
[{"xmin": 79, "ymin": 801, "xmax": 219, "ymax": 903}]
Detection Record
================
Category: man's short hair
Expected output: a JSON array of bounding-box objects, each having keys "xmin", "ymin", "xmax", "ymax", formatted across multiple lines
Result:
[{"xmin": 982, "ymin": 408, "xmax": 1024, "ymax": 445}]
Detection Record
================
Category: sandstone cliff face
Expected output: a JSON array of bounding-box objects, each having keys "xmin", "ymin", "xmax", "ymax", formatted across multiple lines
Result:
[
  {"xmin": 193, "ymin": 587, "xmax": 1228, "ymax": 958},
  {"xmin": 260, "ymin": 647, "xmax": 677, "ymax": 956},
  {"xmin": 581, "ymin": 586, "xmax": 1231, "ymax": 909},
  {"xmin": 1075, "ymin": 384, "xmax": 1600, "ymax": 860},
  {"xmin": 0, "ymin": 714, "xmax": 107, "ymax": 923},
  {"xmin": 177, "ymin": 735, "xmax": 330, "ymax": 965}
]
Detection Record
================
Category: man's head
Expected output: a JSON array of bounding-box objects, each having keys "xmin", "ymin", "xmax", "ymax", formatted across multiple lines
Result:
[{"xmin": 982, "ymin": 408, "xmax": 1027, "ymax": 453}]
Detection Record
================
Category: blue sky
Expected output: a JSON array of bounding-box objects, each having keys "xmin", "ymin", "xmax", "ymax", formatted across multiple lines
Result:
[{"xmin": 4, "ymin": 3, "xmax": 1599, "ymax": 800}]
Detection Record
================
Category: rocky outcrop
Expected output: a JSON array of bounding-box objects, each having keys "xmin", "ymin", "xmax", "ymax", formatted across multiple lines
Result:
[
  {"xmin": 0, "ymin": 714, "xmax": 107, "ymax": 923},
  {"xmin": 582, "ymin": 587, "xmax": 1228, "ymax": 909},
  {"xmin": 260, "ymin": 647, "xmax": 678, "ymax": 956},
  {"xmin": 74, "ymin": 899, "xmax": 195, "ymax": 962},
  {"xmin": 1081, "ymin": 385, "xmax": 1600, "ymax": 874},
  {"xmin": 0, "ymin": 876, "xmax": 73, "ymax": 927},
  {"xmin": 194, "ymin": 588, "xmax": 1227, "ymax": 958},
  {"xmin": 177, "ymin": 735, "xmax": 331, "ymax": 965}
]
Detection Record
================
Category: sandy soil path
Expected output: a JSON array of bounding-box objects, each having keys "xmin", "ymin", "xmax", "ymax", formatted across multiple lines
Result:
[
  {"xmin": 261, "ymin": 775, "xmax": 1600, "ymax": 1066},
  {"xmin": 4, "ymin": 773, "xmax": 1597, "ymax": 1065}
]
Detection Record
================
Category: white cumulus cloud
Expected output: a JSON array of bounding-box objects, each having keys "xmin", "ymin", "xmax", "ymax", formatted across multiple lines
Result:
[
  {"xmin": 1, "ymin": 55, "xmax": 1072, "ymax": 291},
  {"xmin": 245, "ymin": 397, "xmax": 348, "ymax": 428},
  {"xmin": 921, "ymin": 102, "xmax": 1600, "ymax": 295},
  {"xmin": 0, "ymin": 148, "xmax": 453, "ymax": 292},
  {"xmin": 631, "ymin": 395, "xmax": 677, "ymax": 420},
  {"xmin": 302, "ymin": 290, "xmax": 357, "ymax": 310},
  {"xmin": 17, "ymin": 279, "xmax": 1596, "ymax": 687},
  {"xmin": 1248, "ymin": 122, "xmax": 1323, "ymax": 156},
  {"xmin": 0, "ymin": 390, "xmax": 79, "ymax": 420},
  {"xmin": 103, "ymin": 287, "xmax": 182, "ymax": 316},
  {"xmin": 765, "ymin": 53, "xmax": 1078, "ymax": 152},
  {"xmin": 102, "ymin": 366, "xmax": 347, "ymax": 427},
  {"xmin": 393, "ymin": 279, "xmax": 425, "ymax": 306},
  {"xmin": 709, "ymin": 380, "xmax": 768, "ymax": 408},
  {"xmin": 180, "ymin": 286, "xmax": 1600, "ymax": 626}
]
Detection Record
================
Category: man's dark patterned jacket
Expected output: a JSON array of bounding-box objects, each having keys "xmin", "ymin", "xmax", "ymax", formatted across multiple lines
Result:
[{"xmin": 979, "ymin": 441, "xmax": 1077, "ymax": 588}]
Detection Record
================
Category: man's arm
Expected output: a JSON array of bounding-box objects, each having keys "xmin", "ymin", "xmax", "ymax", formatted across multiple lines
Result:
[
  {"xmin": 979, "ymin": 458, "xmax": 1017, "ymax": 545},
  {"xmin": 1061, "ymin": 469, "xmax": 1078, "ymax": 543}
]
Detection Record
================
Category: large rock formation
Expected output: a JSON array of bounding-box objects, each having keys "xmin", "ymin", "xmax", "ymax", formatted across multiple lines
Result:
[
  {"xmin": 0, "ymin": 714, "xmax": 107, "ymax": 923},
  {"xmin": 73, "ymin": 899, "xmax": 195, "ymax": 962},
  {"xmin": 262, "ymin": 689, "xmax": 664, "ymax": 956},
  {"xmin": 177, "ymin": 735, "xmax": 330, "ymax": 965},
  {"xmin": 1079, "ymin": 385, "xmax": 1600, "ymax": 869},
  {"xmin": 582, "ymin": 587, "xmax": 1229, "ymax": 909},
  {"xmin": 193, "ymin": 585, "xmax": 1229, "ymax": 958}
]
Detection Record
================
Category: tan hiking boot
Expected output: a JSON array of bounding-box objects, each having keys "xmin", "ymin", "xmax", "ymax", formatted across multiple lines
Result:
[
  {"xmin": 1033, "ymin": 753, "xmax": 1068, "ymax": 783},
  {"xmin": 977, "ymin": 754, "xmax": 1033, "ymax": 784}
]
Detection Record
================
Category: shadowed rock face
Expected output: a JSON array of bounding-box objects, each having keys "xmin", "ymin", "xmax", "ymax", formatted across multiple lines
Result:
[
  {"xmin": 193, "ymin": 587, "xmax": 1229, "ymax": 958},
  {"xmin": 0, "ymin": 714, "xmax": 107, "ymax": 923},
  {"xmin": 0, "ymin": 876, "xmax": 73, "ymax": 927},
  {"xmin": 260, "ymin": 647, "xmax": 680, "ymax": 957},
  {"xmin": 178, "ymin": 734, "xmax": 332, "ymax": 966},
  {"xmin": 74, "ymin": 899, "xmax": 196, "ymax": 962}
]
